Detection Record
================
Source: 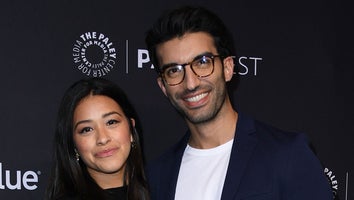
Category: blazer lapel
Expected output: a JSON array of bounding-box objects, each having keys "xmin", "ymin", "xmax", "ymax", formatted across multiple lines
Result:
[
  {"xmin": 221, "ymin": 114, "xmax": 258, "ymax": 200},
  {"xmin": 163, "ymin": 133, "xmax": 190, "ymax": 200}
]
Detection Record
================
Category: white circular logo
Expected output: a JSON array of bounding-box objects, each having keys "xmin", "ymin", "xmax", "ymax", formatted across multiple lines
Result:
[{"xmin": 72, "ymin": 32, "xmax": 117, "ymax": 77}]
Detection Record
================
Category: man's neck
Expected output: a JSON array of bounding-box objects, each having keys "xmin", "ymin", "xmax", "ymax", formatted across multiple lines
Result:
[{"xmin": 187, "ymin": 102, "xmax": 238, "ymax": 149}]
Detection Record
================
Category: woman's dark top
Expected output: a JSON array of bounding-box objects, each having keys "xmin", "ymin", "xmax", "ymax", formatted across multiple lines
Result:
[
  {"xmin": 58, "ymin": 186, "xmax": 127, "ymax": 200},
  {"xmin": 104, "ymin": 186, "xmax": 127, "ymax": 200}
]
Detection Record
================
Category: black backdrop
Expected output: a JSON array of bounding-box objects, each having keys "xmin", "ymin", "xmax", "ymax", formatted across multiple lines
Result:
[{"xmin": 0, "ymin": 0, "xmax": 352, "ymax": 199}]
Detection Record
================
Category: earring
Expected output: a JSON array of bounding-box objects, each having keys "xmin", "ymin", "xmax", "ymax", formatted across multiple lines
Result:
[
  {"xmin": 74, "ymin": 149, "xmax": 80, "ymax": 162},
  {"xmin": 131, "ymin": 128, "xmax": 138, "ymax": 149},
  {"xmin": 131, "ymin": 140, "xmax": 136, "ymax": 149}
]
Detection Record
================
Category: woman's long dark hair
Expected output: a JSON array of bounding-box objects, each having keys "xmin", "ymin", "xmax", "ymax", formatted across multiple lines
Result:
[{"xmin": 45, "ymin": 77, "xmax": 149, "ymax": 200}]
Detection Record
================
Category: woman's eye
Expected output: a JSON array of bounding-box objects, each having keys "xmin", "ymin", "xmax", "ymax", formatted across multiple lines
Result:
[
  {"xmin": 79, "ymin": 127, "xmax": 92, "ymax": 134},
  {"xmin": 107, "ymin": 119, "xmax": 119, "ymax": 126}
]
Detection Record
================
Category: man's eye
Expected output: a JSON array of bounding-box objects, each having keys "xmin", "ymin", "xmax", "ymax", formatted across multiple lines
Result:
[
  {"xmin": 79, "ymin": 127, "xmax": 92, "ymax": 134},
  {"xmin": 195, "ymin": 56, "xmax": 212, "ymax": 66},
  {"xmin": 166, "ymin": 66, "xmax": 183, "ymax": 76}
]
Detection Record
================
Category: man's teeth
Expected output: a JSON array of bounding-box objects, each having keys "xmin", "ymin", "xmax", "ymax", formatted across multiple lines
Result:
[{"xmin": 186, "ymin": 93, "xmax": 207, "ymax": 102}]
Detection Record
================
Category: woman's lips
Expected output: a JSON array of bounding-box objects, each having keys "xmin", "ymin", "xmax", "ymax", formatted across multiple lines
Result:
[{"xmin": 95, "ymin": 147, "xmax": 118, "ymax": 158}]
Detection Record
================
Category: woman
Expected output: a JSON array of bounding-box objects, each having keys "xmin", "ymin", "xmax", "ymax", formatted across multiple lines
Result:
[{"xmin": 45, "ymin": 77, "xmax": 149, "ymax": 200}]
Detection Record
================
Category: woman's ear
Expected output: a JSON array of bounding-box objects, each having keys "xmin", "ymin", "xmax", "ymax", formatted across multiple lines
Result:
[{"xmin": 130, "ymin": 118, "xmax": 136, "ymax": 127}]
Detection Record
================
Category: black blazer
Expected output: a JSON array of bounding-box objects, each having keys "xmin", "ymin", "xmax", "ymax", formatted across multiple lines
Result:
[{"xmin": 146, "ymin": 113, "xmax": 333, "ymax": 200}]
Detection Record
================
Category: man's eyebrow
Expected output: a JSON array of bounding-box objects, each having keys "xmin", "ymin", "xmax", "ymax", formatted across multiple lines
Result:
[{"xmin": 160, "ymin": 52, "xmax": 213, "ymax": 70}]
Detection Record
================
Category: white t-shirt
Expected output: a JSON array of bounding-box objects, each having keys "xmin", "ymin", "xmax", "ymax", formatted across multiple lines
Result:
[{"xmin": 174, "ymin": 139, "xmax": 234, "ymax": 200}]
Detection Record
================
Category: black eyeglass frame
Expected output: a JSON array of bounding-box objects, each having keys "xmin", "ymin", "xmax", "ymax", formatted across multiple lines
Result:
[{"xmin": 159, "ymin": 54, "xmax": 223, "ymax": 86}]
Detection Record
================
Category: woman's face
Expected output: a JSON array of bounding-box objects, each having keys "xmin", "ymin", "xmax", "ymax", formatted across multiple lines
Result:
[{"xmin": 73, "ymin": 94, "xmax": 133, "ymax": 186}]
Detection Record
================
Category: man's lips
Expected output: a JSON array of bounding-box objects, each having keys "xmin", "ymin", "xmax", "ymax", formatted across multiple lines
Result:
[
  {"xmin": 184, "ymin": 92, "xmax": 208, "ymax": 102},
  {"xmin": 95, "ymin": 147, "xmax": 118, "ymax": 158}
]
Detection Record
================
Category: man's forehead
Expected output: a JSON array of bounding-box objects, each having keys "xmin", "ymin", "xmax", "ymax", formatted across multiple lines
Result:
[{"xmin": 156, "ymin": 32, "xmax": 216, "ymax": 64}]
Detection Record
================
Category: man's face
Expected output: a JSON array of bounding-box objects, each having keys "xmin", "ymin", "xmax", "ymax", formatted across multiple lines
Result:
[{"xmin": 156, "ymin": 32, "xmax": 234, "ymax": 124}]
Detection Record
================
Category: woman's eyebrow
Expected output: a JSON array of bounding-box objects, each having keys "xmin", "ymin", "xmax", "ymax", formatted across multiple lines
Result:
[
  {"xmin": 74, "ymin": 119, "xmax": 92, "ymax": 130},
  {"xmin": 102, "ymin": 111, "xmax": 122, "ymax": 118}
]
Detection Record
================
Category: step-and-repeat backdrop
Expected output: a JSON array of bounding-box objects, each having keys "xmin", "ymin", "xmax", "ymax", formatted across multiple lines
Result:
[{"xmin": 1, "ymin": 0, "xmax": 352, "ymax": 199}]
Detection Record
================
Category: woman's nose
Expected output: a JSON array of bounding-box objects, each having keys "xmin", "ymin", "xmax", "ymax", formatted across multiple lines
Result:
[{"xmin": 96, "ymin": 128, "xmax": 111, "ymax": 145}]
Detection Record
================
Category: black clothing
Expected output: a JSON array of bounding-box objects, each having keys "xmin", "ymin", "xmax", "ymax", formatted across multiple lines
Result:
[
  {"xmin": 104, "ymin": 186, "xmax": 127, "ymax": 200},
  {"xmin": 58, "ymin": 186, "xmax": 127, "ymax": 200}
]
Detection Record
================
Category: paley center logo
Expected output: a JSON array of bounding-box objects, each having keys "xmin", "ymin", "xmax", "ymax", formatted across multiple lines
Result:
[
  {"xmin": 324, "ymin": 167, "xmax": 339, "ymax": 199},
  {"xmin": 73, "ymin": 32, "xmax": 117, "ymax": 77},
  {"xmin": 0, "ymin": 162, "xmax": 40, "ymax": 191},
  {"xmin": 71, "ymin": 35, "xmax": 263, "ymax": 77}
]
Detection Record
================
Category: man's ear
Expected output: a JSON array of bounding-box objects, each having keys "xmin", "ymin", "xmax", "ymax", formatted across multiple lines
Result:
[
  {"xmin": 223, "ymin": 56, "xmax": 235, "ymax": 82},
  {"xmin": 157, "ymin": 77, "xmax": 168, "ymax": 97}
]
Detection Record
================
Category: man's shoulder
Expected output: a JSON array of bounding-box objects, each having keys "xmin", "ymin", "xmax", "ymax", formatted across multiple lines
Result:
[
  {"xmin": 237, "ymin": 113, "xmax": 310, "ymax": 151},
  {"xmin": 253, "ymin": 119, "xmax": 308, "ymax": 147},
  {"xmin": 243, "ymin": 117, "xmax": 319, "ymax": 166}
]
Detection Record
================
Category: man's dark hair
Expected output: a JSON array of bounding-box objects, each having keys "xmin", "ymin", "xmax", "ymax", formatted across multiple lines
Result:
[{"xmin": 145, "ymin": 6, "xmax": 236, "ymax": 73}]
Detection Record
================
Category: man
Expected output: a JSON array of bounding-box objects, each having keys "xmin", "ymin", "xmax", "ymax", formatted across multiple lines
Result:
[{"xmin": 145, "ymin": 6, "xmax": 332, "ymax": 200}]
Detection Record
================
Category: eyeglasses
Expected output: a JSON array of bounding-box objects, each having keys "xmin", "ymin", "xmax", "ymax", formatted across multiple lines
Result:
[{"xmin": 159, "ymin": 54, "xmax": 222, "ymax": 86}]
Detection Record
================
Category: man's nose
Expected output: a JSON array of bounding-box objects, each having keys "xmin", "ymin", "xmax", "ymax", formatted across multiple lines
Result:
[{"xmin": 183, "ymin": 65, "xmax": 201, "ymax": 90}]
